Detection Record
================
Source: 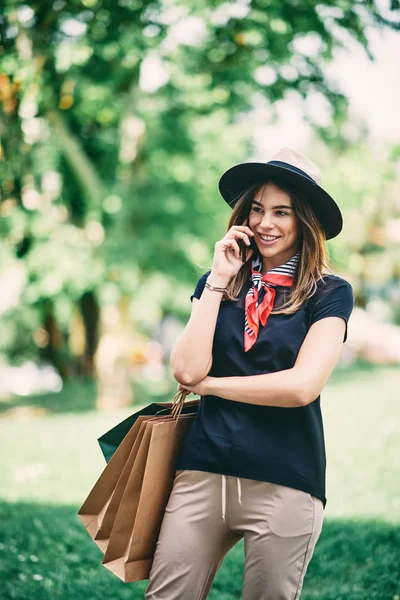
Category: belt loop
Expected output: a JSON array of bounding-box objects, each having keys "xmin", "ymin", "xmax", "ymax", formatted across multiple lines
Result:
[{"xmin": 221, "ymin": 475, "xmax": 227, "ymax": 522}]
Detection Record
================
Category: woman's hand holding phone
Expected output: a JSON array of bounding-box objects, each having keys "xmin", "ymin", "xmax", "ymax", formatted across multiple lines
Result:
[{"xmin": 208, "ymin": 224, "xmax": 255, "ymax": 287}]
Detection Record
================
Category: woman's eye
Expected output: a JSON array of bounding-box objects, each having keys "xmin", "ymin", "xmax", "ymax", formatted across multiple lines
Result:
[{"xmin": 251, "ymin": 207, "xmax": 288, "ymax": 216}]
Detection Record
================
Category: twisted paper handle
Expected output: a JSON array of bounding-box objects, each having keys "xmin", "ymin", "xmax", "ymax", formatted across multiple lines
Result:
[
  {"xmin": 154, "ymin": 388, "xmax": 198, "ymax": 423},
  {"xmin": 171, "ymin": 388, "xmax": 192, "ymax": 421}
]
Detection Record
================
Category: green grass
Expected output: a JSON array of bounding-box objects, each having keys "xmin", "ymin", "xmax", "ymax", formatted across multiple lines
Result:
[
  {"xmin": 0, "ymin": 363, "xmax": 399, "ymax": 599},
  {"xmin": 0, "ymin": 503, "xmax": 399, "ymax": 600}
]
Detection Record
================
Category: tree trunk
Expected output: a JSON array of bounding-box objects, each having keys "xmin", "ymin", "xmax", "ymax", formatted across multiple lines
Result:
[
  {"xmin": 41, "ymin": 299, "xmax": 72, "ymax": 379},
  {"xmin": 79, "ymin": 290, "xmax": 100, "ymax": 378},
  {"xmin": 95, "ymin": 295, "xmax": 134, "ymax": 411}
]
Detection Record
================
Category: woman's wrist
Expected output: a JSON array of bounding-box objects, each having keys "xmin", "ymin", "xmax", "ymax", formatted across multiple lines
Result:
[{"xmin": 207, "ymin": 272, "xmax": 231, "ymax": 289}]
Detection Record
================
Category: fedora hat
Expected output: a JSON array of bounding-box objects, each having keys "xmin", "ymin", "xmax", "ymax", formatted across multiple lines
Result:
[{"xmin": 218, "ymin": 147, "xmax": 343, "ymax": 240}]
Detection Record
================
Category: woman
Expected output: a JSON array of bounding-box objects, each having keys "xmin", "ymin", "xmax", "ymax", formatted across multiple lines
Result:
[{"xmin": 145, "ymin": 147, "xmax": 355, "ymax": 599}]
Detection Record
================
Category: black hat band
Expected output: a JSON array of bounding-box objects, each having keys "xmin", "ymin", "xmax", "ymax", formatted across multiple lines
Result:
[{"xmin": 267, "ymin": 161, "xmax": 317, "ymax": 185}]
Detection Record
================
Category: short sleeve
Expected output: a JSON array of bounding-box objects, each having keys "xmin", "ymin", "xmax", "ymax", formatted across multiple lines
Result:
[
  {"xmin": 309, "ymin": 277, "xmax": 355, "ymax": 343},
  {"xmin": 190, "ymin": 270, "xmax": 211, "ymax": 303}
]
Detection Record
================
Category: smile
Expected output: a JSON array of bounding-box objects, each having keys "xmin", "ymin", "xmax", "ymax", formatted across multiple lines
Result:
[{"xmin": 258, "ymin": 234, "xmax": 281, "ymax": 245}]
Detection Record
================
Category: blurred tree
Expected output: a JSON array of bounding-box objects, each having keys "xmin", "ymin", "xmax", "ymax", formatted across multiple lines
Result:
[
  {"xmin": 317, "ymin": 138, "xmax": 400, "ymax": 322},
  {"xmin": 0, "ymin": 0, "xmax": 399, "ymax": 386}
]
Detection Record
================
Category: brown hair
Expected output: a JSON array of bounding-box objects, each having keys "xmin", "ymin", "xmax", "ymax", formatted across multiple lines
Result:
[{"xmin": 221, "ymin": 177, "xmax": 351, "ymax": 313}]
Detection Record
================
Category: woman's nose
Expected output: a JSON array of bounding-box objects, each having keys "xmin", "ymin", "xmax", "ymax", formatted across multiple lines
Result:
[{"xmin": 259, "ymin": 212, "xmax": 275, "ymax": 229}]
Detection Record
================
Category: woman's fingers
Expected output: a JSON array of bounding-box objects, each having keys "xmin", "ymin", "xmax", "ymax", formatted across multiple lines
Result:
[
  {"xmin": 221, "ymin": 238, "xmax": 241, "ymax": 260},
  {"xmin": 233, "ymin": 225, "xmax": 254, "ymax": 238},
  {"xmin": 245, "ymin": 247, "xmax": 254, "ymax": 261},
  {"xmin": 211, "ymin": 224, "xmax": 255, "ymax": 278},
  {"xmin": 226, "ymin": 225, "xmax": 254, "ymax": 246},
  {"xmin": 226, "ymin": 230, "xmax": 251, "ymax": 245},
  {"xmin": 177, "ymin": 383, "xmax": 191, "ymax": 392}
]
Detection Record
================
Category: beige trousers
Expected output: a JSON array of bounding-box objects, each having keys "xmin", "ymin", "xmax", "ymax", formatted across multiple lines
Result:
[{"xmin": 145, "ymin": 469, "xmax": 324, "ymax": 600}]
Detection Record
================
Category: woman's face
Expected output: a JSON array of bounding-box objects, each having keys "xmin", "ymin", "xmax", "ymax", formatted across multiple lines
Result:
[{"xmin": 247, "ymin": 181, "xmax": 302, "ymax": 272}]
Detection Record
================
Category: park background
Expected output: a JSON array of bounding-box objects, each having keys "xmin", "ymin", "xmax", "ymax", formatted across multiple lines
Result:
[{"xmin": 0, "ymin": 1, "xmax": 400, "ymax": 598}]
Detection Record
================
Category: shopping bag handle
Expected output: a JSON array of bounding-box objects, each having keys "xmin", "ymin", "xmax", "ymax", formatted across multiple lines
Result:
[
  {"xmin": 170, "ymin": 389, "xmax": 193, "ymax": 421},
  {"xmin": 153, "ymin": 389, "xmax": 199, "ymax": 421}
]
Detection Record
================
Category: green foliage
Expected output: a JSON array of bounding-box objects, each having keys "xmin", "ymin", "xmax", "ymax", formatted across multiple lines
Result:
[{"xmin": 0, "ymin": 1, "xmax": 399, "ymax": 366}]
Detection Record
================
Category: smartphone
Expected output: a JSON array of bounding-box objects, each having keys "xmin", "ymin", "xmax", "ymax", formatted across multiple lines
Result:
[{"xmin": 239, "ymin": 220, "xmax": 257, "ymax": 262}]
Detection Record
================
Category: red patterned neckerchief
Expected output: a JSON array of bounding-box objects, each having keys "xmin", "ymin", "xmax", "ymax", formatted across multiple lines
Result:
[{"xmin": 244, "ymin": 249, "xmax": 301, "ymax": 352}]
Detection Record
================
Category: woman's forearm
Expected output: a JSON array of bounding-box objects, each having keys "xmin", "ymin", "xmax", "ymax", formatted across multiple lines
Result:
[
  {"xmin": 205, "ymin": 368, "xmax": 307, "ymax": 408},
  {"xmin": 170, "ymin": 273, "xmax": 230, "ymax": 386}
]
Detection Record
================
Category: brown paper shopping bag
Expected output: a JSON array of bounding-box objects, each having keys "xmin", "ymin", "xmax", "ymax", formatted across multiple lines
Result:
[
  {"xmin": 78, "ymin": 414, "xmax": 150, "ymax": 548},
  {"xmin": 102, "ymin": 412, "xmax": 196, "ymax": 582},
  {"xmin": 92, "ymin": 415, "xmax": 174, "ymax": 550},
  {"xmin": 93, "ymin": 419, "xmax": 153, "ymax": 548},
  {"xmin": 78, "ymin": 413, "xmax": 176, "ymax": 550}
]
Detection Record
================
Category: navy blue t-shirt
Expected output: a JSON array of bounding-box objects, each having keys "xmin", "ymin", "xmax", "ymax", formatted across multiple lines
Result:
[{"xmin": 175, "ymin": 270, "xmax": 355, "ymax": 508}]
